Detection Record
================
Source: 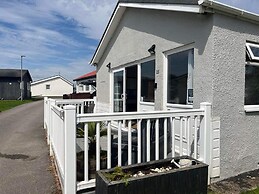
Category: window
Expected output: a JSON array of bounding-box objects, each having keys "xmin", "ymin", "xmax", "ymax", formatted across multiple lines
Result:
[
  {"xmin": 167, "ymin": 49, "xmax": 194, "ymax": 105},
  {"xmin": 141, "ymin": 60, "xmax": 155, "ymax": 102},
  {"xmin": 27, "ymin": 83, "xmax": 30, "ymax": 91},
  {"xmin": 246, "ymin": 42, "xmax": 259, "ymax": 61},
  {"xmin": 46, "ymin": 84, "xmax": 50, "ymax": 89},
  {"xmin": 245, "ymin": 42, "xmax": 259, "ymax": 105},
  {"xmin": 78, "ymin": 84, "xmax": 84, "ymax": 92}
]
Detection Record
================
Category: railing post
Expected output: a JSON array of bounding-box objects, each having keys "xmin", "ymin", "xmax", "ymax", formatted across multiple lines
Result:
[
  {"xmin": 47, "ymin": 99, "xmax": 51, "ymax": 145},
  {"xmin": 44, "ymin": 97, "xmax": 48, "ymax": 129},
  {"xmin": 48, "ymin": 99, "xmax": 54, "ymax": 145},
  {"xmin": 49, "ymin": 99, "xmax": 56, "ymax": 155},
  {"xmin": 200, "ymin": 102, "xmax": 212, "ymax": 183},
  {"xmin": 64, "ymin": 105, "xmax": 77, "ymax": 194},
  {"xmin": 93, "ymin": 97, "xmax": 96, "ymax": 113}
]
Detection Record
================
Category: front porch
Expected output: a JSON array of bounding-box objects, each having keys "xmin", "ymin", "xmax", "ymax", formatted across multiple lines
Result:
[{"xmin": 44, "ymin": 97, "xmax": 220, "ymax": 194}]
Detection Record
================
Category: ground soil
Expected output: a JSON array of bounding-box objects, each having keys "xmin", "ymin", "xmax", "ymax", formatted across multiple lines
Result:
[
  {"xmin": 209, "ymin": 169, "xmax": 259, "ymax": 193},
  {"xmin": 49, "ymin": 156, "xmax": 62, "ymax": 194}
]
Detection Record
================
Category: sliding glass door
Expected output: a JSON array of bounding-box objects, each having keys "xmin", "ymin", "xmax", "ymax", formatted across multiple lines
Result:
[
  {"xmin": 113, "ymin": 70, "xmax": 125, "ymax": 112},
  {"xmin": 113, "ymin": 65, "xmax": 138, "ymax": 112}
]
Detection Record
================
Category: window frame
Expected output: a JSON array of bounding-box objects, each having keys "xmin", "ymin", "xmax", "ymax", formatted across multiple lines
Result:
[
  {"xmin": 46, "ymin": 84, "xmax": 50, "ymax": 90},
  {"xmin": 163, "ymin": 44, "xmax": 194, "ymax": 109},
  {"xmin": 244, "ymin": 61, "xmax": 259, "ymax": 112},
  {"xmin": 246, "ymin": 42, "xmax": 259, "ymax": 61},
  {"xmin": 110, "ymin": 56, "xmax": 155, "ymax": 112}
]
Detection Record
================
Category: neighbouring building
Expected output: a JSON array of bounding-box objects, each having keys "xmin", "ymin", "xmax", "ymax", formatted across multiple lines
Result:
[
  {"xmin": 73, "ymin": 70, "xmax": 96, "ymax": 94},
  {"xmin": 0, "ymin": 69, "xmax": 32, "ymax": 100},
  {"xmin": 90, "ymin": 0, "xmax": 259, "ymax": 181},
  {"xmin": 31, "ymin": 75, "xmax": 73, "ymax": 98}
]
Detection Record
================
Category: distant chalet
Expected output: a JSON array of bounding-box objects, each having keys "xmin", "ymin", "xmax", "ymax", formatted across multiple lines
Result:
[{"xmin": 0, "ymin": 69, "xmax": 32, "ymax": 100}]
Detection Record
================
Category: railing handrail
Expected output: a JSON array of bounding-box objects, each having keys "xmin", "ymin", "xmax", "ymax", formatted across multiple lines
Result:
[
  {"xmin": 56, "ymin": 99, "xmax": 95, "ymax": 105},
  {"xmin": 77, "ymin": 108, "xmax": 204, "ymax": 122},
  {"xmin": 51, "ymin": 104, "xmax": 64, "ymax": 118}
]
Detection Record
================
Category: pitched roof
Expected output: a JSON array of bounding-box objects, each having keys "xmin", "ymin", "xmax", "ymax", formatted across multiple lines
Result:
[
  {"xmin": 90, "ymin": 0, "xmax": 259, "ymax": 65},
  {"xmin": 31, "ymin": 75, "xmax": 73, "ymax": 86},
  {"xmin": 73, "ymin": 70, "xmax": 96, "ymax": 81},
  {"xmin": 119, "ymin": 0, "xmax": 198, "ymax": 4},
  {"xmin": 0, "ymin": 69, "xmax": 32, "ymax": 81}
]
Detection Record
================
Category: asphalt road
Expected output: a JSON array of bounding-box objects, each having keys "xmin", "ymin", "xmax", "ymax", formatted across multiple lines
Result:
[{"xmin": 0, "ymin": 100, "xmax": 58, "ymax": 194}]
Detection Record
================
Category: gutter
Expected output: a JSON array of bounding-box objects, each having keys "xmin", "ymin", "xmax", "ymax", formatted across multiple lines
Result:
[{"xmin": 198, "ymin": 0, "xmax": 259, "ymax": 23}]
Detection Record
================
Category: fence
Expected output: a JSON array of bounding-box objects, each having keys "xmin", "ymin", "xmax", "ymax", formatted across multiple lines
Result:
[{"xmin": 44, "ymin": 98, "xmax": 216, "ymax": 194}]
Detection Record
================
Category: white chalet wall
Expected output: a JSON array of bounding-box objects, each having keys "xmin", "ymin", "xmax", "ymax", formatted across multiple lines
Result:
[{"xmin": 31, "ymin": 76, "xmax": 73, "ymax": 98}]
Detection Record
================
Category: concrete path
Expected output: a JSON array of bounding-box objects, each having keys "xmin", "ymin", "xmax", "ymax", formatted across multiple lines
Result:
[{"xmin": 0, "ymin": 100, "xmax": 59, "ymax": 194}]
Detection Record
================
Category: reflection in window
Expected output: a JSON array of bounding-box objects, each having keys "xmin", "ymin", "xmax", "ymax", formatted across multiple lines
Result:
[
  {"xmin": 167, "ymin": 49, "xmax": 194, "ymax": 104},
  {"xmin": 141, "ymin": 60, "xmax": 155, "ymax": 102},
  {"xmin": 245, "ymin": 42, "xmax": 259, "ymax": 105},
  {"xmin": 114, "ymin": 71, "xmax": 123, "ymax": 112},
  {"xmin": 245, "ymin": 65, "xmax": 259, "ymax": 105}
]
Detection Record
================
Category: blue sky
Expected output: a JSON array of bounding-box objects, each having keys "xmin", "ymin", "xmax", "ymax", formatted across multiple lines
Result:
[{"xmin": 0, "ymin": 0, "xmax": 258, "ymax": 82}]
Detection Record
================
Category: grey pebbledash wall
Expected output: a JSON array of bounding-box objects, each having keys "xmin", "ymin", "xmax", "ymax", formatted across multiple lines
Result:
[
  {"xmin": 96, "ymin": 6, "xmax": 259, "ymax": 180},
  {"xmin": 96, "ymin": 8, "xmax": 215, "ymax": 110},
  {"xmin": 211, "ymin": 13, "xmax": 259, "ymax": 179}
]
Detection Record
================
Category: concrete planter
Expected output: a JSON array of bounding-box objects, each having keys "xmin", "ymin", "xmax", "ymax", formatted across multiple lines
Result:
[{"xmin": 96, "ymin": 156, "xmax": 208, "ymax": 194}]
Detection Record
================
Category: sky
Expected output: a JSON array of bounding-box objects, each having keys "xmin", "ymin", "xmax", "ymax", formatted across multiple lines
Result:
[{"xmin": 0, "ymin": 0, "xmax": 259, "ymax": 82}]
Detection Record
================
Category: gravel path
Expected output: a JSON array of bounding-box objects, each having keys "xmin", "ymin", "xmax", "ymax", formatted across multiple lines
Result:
[{"xmin": 0, "ymin": 100, "xmax": 59, "ymax": 194}]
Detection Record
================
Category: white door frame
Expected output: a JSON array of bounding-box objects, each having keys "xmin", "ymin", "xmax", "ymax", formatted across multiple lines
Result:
[
  {"xmin": 112, "ymin": 68, "xmax": 126, "ymax": 112},
  {"xmin": 111, "ymin": 56, "xmax": 155, "ymax": 113}
]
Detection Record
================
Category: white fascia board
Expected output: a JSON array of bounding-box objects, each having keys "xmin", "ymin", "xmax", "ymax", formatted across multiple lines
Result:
[
  {"xmin": 198, "ymin": 0, "xmax": 259, "ymax": 23},
  {"xmin": 246, "ymin": 42, "xmax": 259, "ymax": 61},
  {"xmin": 31, "ymin": 75, "xmax": 60, "ymax": 85},
  {"xmin": 31, "ymin": 75, "xmax": 73, "ymax": 86},
  {"xmin": 119, "ymin": 3, "xmax": 203, "ymax": 13},
  {"xmin": 60, "ymin": 76, "xmax": 74, "ymax": 86},
  {"xmin": 90, "ymin": 5, "xmax": 126, "ymax": 65}
]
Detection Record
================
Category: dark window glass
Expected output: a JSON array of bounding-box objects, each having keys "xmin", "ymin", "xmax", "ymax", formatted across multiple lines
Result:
[
  {"xmin": 167, "ymin": 49, "xmax": 193, "ymax": 104},
  {"xmin": 46, "ymin": 84, "xmax": 50, "ymax": 89},
  {"xmin": 114, "ymin": 71, "xmax": 123, "ymax": 112},
  {"xmin": 141, "ymin": 60, "xmax": 155, "ymax": 102},
  {"xmin": 245, "ymin": 65, "xmax": 259, "ymax": 105},
  {"xmin": 250, "ymin": 46, "xmax": 259, "ymax": 58}
]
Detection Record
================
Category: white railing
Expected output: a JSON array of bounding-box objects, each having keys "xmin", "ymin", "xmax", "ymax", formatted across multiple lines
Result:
[
  {"xmin": 44, "ymin": 97, "xmax": 96, "ymax": 194},
  {"xmin": 44, "ymin": 97, "xmax": 96, "ymax": 133},
  {"xmin": 44, "ymin": 98, "xmax": 213, "ymax": 194},
  {"xmin": 56, "ymin": 98, "xmax": 96, "ymax": 114}
]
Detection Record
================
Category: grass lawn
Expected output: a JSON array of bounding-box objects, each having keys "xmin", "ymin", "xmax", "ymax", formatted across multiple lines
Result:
[
  {"xmin": 0, "ymin": 100, "xmax": 33, "ymax": 112},
  {"xmin": 242, "ymin": 188, "xmax": 259, "ymax": 194}
]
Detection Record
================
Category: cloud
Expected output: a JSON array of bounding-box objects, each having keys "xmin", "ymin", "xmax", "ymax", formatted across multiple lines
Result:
[
  {"xmin": 2, "ymin": 0, "xmax": 256, "ymax": 83},
  {"xmin": 0, "ymin": 0, "xmax": 117, "ymax": 82},
  {"xmin": 35, "ymin": 0, "xmax": 117, "ymax": 39}
]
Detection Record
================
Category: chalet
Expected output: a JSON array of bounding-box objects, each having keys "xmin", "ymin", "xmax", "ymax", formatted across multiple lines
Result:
[
  {"xmin": 0, "ymin": 69, "xmax": 32, "ymax": 100},
  {"xmin": 73, "ymin": 70, "xmax": 96, "ymax": 94},
  {"xmin": 31, "ymin": 75, "xmax": 73, "ymax": 98},
  {"xmin": 90, "ymin": 0, "xmax": 259, "ymax": 181}
]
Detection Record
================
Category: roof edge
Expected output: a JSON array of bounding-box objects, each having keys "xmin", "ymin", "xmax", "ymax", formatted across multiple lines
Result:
[
  {"xmin": 90, "ymin": 2, "xmax": 203, "ymax": 65},
  {"xmin": 73, "ymin": 70, "xmax": 96, "ymax": 81},
  {"xmin": 90, "ymin": 0, "xmax": 259, "ymax": 65},
  {"xmin": 31, "ymin": 75, "xmax": 73, "ymax": 86},
  {"xmin": 199, "ymin": 0, "xmax": 259, "ymax": 23}
]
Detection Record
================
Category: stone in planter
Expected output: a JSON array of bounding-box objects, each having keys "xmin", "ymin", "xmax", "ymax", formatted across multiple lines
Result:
[{"xmin": 96, "ymin": 156, "xmax": 208, "ymax": 194}]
